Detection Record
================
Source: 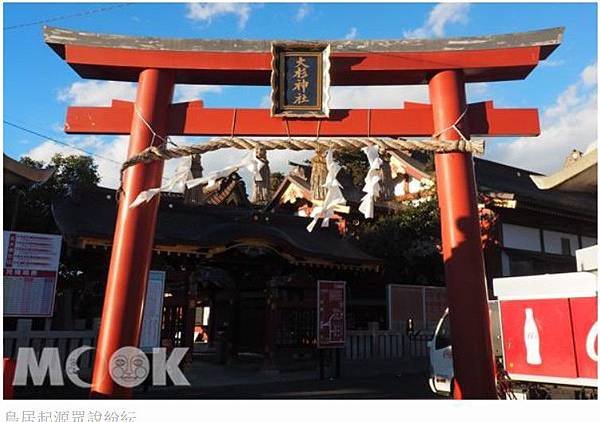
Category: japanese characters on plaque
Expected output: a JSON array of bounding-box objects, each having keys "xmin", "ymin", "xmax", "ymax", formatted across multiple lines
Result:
[{"xmin": 271, "ymin": 43, "xmax": 330, "ymax": 118}]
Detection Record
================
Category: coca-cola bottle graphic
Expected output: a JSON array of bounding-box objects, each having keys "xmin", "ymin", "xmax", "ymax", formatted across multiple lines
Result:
[{"xmin": 524, "ymin": 308, "xmax": 542, "ymax": 365}]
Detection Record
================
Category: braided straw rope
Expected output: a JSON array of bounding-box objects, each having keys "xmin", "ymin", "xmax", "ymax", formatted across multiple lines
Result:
[
  {"xmin": 122, "ymin": 136, "xmax": 482, "ymax": 171},
  {"xmin": 116, "ymin": 136, "xmax": 483, "ymax": 197}
]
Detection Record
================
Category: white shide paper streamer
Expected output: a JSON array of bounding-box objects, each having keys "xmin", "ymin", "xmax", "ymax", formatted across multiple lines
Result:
[
  {"xmin": 129, "ymin": 155, "xmax": 193, "ymax": 208},
  {"xmin": 307, "ymin": 149, "xmax": 346, "ymax": 232},
  {"xmin": 129, "ymin": 150, "xmax": 265, "ymax": 208},
  {"xmin": 358, "ymin": 145, "xmax": 383, "ymax": 219}
]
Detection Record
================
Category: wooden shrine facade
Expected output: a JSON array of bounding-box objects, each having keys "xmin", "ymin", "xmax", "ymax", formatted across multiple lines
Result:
[{"xmin": 51, "ymin": 185, "xmax": 384, "ymax": 361}]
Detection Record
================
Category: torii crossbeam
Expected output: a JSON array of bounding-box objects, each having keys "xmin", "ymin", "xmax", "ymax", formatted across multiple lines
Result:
[{"xmin": 45, "ymin": 26, "xmax": 563, "ymax": 399}]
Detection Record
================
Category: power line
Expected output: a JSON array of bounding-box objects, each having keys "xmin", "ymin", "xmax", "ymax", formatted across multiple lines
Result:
[
  {"xmin": 4, "ymin": 120, "xmax": 171, "ymax": 183},
  {"xmin": 4, "ymin": 120, "xmax": 121, "ymax": 165},
  {"xmin": 4, "ymin": 4, "xmax": 132, "ymax": 31}
]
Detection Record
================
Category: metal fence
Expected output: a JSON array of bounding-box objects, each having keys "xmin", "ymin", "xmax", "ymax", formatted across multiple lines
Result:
[
  {"xmin": 5, "ymin": 321, "xmax": 431, "ymax": 366},
  {"xmin": 345, "ymin": 330, "xmax": 431, "ymax": 360}
]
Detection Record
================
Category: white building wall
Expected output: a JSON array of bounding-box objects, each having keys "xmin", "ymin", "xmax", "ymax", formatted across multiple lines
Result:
[
  {"xmin": 543, "ymin": 230, "xmax": 580, "ymax": 256},
  {"xmin": 502, "ymin": 223, "xmax": 541, "ymax": 252}
]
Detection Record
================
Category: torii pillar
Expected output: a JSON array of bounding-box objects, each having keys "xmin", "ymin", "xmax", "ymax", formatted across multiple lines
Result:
[
  {"xmin": 44, "ymin": 26, "xmax": 563, "ymax": 399},
  {"xmin": 89, "ymin": 69, "xmax": 174, "ymax": 398},
  {"xmin": 429, "ymin": 70, "xmax": 497, "ymax": 398}
]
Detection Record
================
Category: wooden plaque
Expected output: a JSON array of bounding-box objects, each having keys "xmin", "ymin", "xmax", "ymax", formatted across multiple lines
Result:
[{"xmin": 270, "ymin": 42, "xmax": 331, "ymax": 118}]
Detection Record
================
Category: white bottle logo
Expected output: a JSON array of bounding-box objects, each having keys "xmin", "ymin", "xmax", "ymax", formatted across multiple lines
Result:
[{"xmin": 524, "ymin": 308, "xmax": 542, "ymax": 365}]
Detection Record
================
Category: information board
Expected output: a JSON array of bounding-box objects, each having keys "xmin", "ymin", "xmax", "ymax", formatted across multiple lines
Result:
[
  {"xmin": 139, "ymin": 270, "xmax": 166, "ymax": 352},
  {"xmin": 3, "ymin": 231, "xmax": 62, "ymax": 317},
  {"xmin": 317, "ymin": 280, "xmax": 346, "ymax": 348}
]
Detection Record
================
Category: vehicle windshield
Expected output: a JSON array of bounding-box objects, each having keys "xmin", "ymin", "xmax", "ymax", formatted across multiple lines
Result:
[{"xmin": 435, "ymin": 313, "xmax": 452, "ymax": 350}]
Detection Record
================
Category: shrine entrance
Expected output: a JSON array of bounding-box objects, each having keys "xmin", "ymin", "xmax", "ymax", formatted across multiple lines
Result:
[{"xmin": 45, "ymin": 26, "xmax": 563, "ymax": 399}]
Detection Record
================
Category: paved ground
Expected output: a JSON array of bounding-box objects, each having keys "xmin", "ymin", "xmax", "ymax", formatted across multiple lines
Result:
[{"xmin": 13, "ymin": 358, "xmax": 437, "ymax": 400}]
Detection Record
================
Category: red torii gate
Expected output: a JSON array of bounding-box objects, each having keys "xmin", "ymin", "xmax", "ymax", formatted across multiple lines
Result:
[{"xmin": 45, "ymin": 26, "xmax": 563, "ymax": 399}]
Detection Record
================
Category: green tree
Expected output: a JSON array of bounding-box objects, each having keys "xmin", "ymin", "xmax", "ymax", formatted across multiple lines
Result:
[
  {"xmin": 334, "ymin": 149, "xmax": 369, "ymax": 187},
  {"xmin": 353, "ymin": 196, "xmax": 444, "ymax": 286},
  {"xmin": 270, "ymin": 171, "xmax": 285, "ymax": 193},
  {"xmin": 11, "ymin": 154, "xmax": 99, "ymax": 233}
]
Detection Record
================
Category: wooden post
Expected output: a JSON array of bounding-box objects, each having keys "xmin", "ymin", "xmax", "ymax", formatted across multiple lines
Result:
[
  {"xmin": 90, "ymin": 69, "xmax": 175, "ymax": 398},
  {"xmin": 429, "ymin": 70, "xmax": 497, "ymax": 399}
]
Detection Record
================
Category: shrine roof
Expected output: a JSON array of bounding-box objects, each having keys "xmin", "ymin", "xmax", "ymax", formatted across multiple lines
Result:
[
  {"xmin": 3, "ymin": 154, "xmax": 55, "ymax": 187},
  {"xmin": 51, "ymin": 185, "xmax": 381, "ymax": 271},
  {"xmin": 474, "ymin": 158, "xmax": 597, "ymax": 220},
  {"xmin": 44, "ymin": 26, "xmax": 563, "ymax": 85}
]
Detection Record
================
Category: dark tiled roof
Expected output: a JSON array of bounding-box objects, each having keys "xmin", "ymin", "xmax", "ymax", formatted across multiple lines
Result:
[
  {"xmin": 474, "ymin": 158, "xmax": 596, "ymax": 218},
  {"xmin": 52, "ymin": 185, "xmax": 380, "ymax": 269},
  {"xmin": 203, "ymin": 173, "xmax": 249, "ymax": 206},
  {"xmin": 3, "ymin": 154, "xmax": 55, "ymax": 187}
]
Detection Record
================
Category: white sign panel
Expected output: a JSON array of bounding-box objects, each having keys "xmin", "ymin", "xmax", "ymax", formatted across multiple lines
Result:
[
  {"xmin": 3, "ymin": 231, "xmax": 62, "ymax": 317},
  {"xmin": 139, "ymin": 270, "xmax": 166, "ymax": 352}
]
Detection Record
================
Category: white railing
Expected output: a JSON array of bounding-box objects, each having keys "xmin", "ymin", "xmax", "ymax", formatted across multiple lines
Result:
[
  {"xmin": 345, "ymin": 330, "xmax": 431, "ymax": 360},
  {"xmin": 4, "ymin": 319, "xmax": 99, "ymax": 370}
]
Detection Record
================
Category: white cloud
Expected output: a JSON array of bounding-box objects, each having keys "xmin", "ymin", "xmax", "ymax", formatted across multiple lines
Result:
[
  {"xmin": 490, "ymin": 63, "xmax": 598, "ymax": 174},
  {"xmin": 58, "ymin": 80, "xmax": 222, "ymax": 106},
  {"xmin": 186, "ymin": 3, "xmax": 251, "ymax": 29},
  {"xmin": 259, "ymin": 94, "xmax": 271, "ymax": 108},
  {"xmin": 22, "ymin": 135, "xmax": 128, "ymax": 188},
  {"xmin": 295, "ymin": 3, "xmax": 311, "ymax": 22},
  {"xmin": 404, "ymin": 3, "xmax": 470, "ymax": 39},
  {"xmin": 57, "ymin": 81, "xmax": 137, "ymax": 106},
  {"xmin": 260, "ymin": 81, "xmax": 487, "ymax": 112},
  {"xmin": 582, "ymin": 63, "xmax": 597, "ymax": 86},
  {"xmin": 540, "ymin": 59, "xmax": 566, "ymax": 68},
  {"xmin": 173, "ymin": 85, "xmax": 223, "ymax": 102},
  {"xmin": 345, "ymin": 27, "xmax": 358, "ymax": 40},
  {"xmin": 544, "ymin": 84, "xmax": 579, "ymax": 119},
  {"xmin": 22, "ymin": 134, "xmax": 200, "ymax": 190},
  {"xmin": 330, "ymin": 86, "xmax": 429, "ymax": 109}
]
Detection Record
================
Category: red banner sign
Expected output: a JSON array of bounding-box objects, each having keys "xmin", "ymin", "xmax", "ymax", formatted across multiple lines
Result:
[{"xmin": 317, "ymin": 280, "xmax": 346, "ymax": 348}]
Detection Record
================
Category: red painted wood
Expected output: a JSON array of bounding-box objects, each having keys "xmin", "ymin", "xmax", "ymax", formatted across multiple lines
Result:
[
  {"xmin": 429, "ymin": 70, "xmax": 497, "ymax": 399},
  {"xmin": 3, "ymin": 358, "xmax": 16, "ymax": 399},
  {"xmin": 61, "ymin": 44, "xmax": 542, "ymax": 85},
  {"xmin": 90, "ymin": 69, "xmax": 175, "ymax": 398},
  {"xmin": 65, "ymin": 101, "xmax": 540, "ymax": 137},
  {"xmin": 569, "ymin": 297, "xmax": 598, "ymax": 379}
]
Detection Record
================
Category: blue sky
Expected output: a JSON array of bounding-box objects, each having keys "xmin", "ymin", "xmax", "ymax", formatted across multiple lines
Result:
[{"xmin": 3, "ymin": 2, "xmax": 598, "ymax": 187}]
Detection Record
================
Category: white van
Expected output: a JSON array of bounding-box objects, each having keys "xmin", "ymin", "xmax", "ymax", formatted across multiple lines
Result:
[
  {"xmin": 427, "ymin": 301, "xmax": 502, "ymax": 397},
  {"xmin": 427, "ymin": 308, "xmax": 453, "ymax": 396}
]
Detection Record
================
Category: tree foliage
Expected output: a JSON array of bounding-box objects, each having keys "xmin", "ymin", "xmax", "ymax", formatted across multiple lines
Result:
[
  {"xmin": 8, "ymin": 154, "xmax": 99, "ymax": 233},
  {"xmin": 353, "ymin": 197, "xmax": 444, "ymax": 286},
  {"xmin": 270, "ymin": 171, "xmax": 285, "ymax": 193},
  {"xmin": 334, "ymin": 149, "xmax": 369, "ymax": 187}
]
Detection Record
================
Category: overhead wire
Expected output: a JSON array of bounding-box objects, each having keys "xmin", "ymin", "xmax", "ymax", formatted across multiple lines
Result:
[
  {"xmin": 4, "ymin": 120, "xmax": 121, "ymax": 164},
  {"xmin": 3, "ymin": 4, "xmax": 133, "ymax": 31},
  {"xmin": 3, "ymin": 120, "xmax": 172, "ymax": 183}
]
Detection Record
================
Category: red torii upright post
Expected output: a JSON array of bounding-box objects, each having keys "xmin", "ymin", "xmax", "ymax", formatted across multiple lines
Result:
[{"xmin": 45, "ymin": 26, "xmax": 563, "ymax": 399}]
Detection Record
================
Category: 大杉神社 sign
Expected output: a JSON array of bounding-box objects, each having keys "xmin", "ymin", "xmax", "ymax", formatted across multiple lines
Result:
[
  {"xmin": 317, "ymin": 280, "xmax": 346, "ymax": 348},
  {"xmin": 271, "ymin": 42, "xmax": 331, "ymax": 118},
  {"xmin": 3, "ymin": 231, "xmax": 62, "ymax": 317}
]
